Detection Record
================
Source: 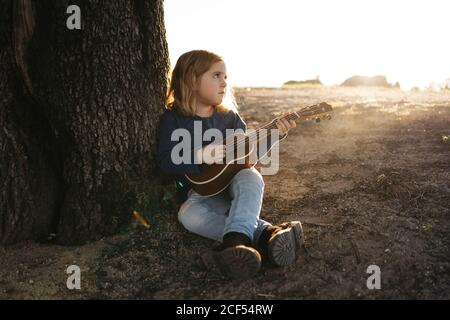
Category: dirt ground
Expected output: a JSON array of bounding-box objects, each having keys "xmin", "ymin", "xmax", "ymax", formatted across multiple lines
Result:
[{"xmin": 1, "ymin": 86, "xmax": 449, "ymax": 299}]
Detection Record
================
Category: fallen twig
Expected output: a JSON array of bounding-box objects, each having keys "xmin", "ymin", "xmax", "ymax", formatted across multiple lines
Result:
[
  {"xmin": 302, "ymin": 221, "xmax": 334, "ymax": 228},
  {"xmin": 257, "ymin": 293, "xmax": 276, "ymax": 298},
  {"xmin": 346, "ymin": 219, "xmax": 389, "ymax": 238},
  {"xmin": 348, "ymin": 238, "xmax": 361, "ymax": 264}
]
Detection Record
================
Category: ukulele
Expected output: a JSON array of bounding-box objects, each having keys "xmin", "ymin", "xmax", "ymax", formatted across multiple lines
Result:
[{"xmin": 185, "ymin": 102, "xmax": 333, "ymax": 196}]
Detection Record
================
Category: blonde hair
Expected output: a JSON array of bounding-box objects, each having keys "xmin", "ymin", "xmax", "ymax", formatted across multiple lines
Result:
[{"xmin": 165, "ymin": 50, "xmax": 237, "ymax": 117}]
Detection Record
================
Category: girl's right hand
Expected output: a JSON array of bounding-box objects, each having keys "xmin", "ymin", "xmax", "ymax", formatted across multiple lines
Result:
[{"xmin": 197, "ymin": 144, "xmax": 226, "ymax": 164}]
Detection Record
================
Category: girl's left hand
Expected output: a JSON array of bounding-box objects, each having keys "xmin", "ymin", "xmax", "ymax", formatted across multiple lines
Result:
[{"xmin": 276, "ymin": 112, "xmax": 296, "ymax": 135}]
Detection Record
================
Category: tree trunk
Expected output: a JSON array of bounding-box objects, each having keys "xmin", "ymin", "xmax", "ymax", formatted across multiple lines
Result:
[{"xmin": 0, "ymin": 0, "xmax": 169, "ymax": 245}]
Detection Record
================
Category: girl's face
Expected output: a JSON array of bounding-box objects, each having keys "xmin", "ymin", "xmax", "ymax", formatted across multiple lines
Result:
[{"xmin": 196, "ymin": 61, "xmax": 227, "ymax": 107}]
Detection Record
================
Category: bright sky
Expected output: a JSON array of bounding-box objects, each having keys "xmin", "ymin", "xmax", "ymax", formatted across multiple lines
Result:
[{"xmin": 164, "ymin": 0, "xmax": 450, "ymax": 89}]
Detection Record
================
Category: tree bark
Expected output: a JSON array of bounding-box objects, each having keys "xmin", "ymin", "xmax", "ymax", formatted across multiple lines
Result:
[{"xmin": 0, "ymin": 0, "xmax": 169, "ymax": 245}]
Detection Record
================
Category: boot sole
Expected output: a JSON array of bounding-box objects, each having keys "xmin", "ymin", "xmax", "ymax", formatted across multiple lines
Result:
[
  {"xmin": 213, "ymin": 245, "xmax": 262, "ymax": 279},
  {"xmin": 268, "ymin": 221, "xmax": 304, "ymax": 267}
]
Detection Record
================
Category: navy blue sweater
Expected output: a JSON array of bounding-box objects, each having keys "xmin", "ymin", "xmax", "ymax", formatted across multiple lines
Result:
[{"xmin": 158, "ymin": 107, "xmax": 285, "ymax": 205}]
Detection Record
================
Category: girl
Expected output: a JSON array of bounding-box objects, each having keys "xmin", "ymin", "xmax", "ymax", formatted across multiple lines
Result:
[{"xmin": 158, "ymin": 50, "xmax": 304, "ymax": 279}]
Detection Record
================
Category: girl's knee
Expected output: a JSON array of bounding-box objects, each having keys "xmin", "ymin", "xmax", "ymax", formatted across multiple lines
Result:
[{"xmin": 234, "ymin": 168, "xmax": 265, "ymax": 188}]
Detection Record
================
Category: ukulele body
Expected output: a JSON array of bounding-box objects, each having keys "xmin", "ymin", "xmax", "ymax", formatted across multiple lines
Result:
[{"xmin": 185, "ymin": 132, "xmax": 256, "ymax": 196}]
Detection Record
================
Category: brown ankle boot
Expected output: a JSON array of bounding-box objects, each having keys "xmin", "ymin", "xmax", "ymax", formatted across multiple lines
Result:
[
  {"xmin": 212, "ymin": 232, "xmax": 261, "ymax": 279},
  {"xmin": 258, "ymin": 221, "xmax": 304, "ymax": 267}
]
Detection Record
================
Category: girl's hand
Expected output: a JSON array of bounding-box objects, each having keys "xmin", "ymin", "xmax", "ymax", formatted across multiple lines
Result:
[
  {"xmin": 197, "ymin": 144, "xmax": 226, "ymax": 164},
  {"xmin": 276, "ymin": 112, "xmax": 296, "ymax": 135}
]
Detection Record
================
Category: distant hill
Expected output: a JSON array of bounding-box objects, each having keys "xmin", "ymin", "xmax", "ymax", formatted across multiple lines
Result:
[
  {"xmin": 341, "ymin": 75, "xmax": 399, "ymax": 88},
  {"xmin": 283, "ymin": 78, "xmax": 322, "ymax": 86}
]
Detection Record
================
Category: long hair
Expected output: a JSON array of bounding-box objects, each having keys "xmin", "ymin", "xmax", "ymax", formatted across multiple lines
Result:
[{"xmin": 165, "ymin": 50, "xmax": 237, "ymax": 116}]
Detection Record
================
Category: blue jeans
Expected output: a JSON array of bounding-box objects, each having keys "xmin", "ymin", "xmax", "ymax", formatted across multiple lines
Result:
[{"xmin": 178, "ymin": 168, "xmax": 271, "ymax": 247}]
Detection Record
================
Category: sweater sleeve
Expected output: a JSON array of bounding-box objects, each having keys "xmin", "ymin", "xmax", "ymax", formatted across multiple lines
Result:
[{"xmin": 158, "ymin": 112, "xmax": 201, "ymax": 175}]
